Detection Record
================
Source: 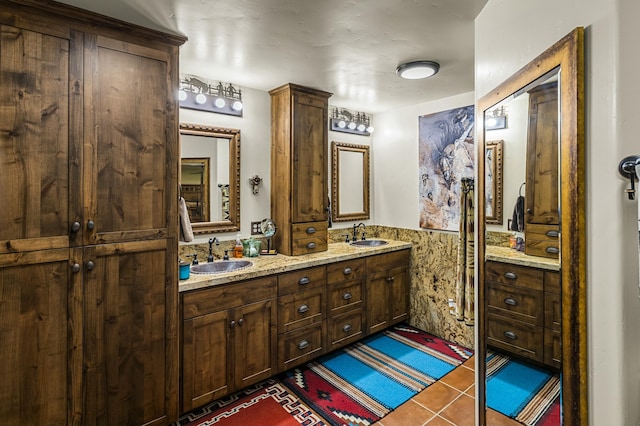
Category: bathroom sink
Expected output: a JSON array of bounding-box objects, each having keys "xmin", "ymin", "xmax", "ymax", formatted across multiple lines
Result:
[
  {"xmin": 350, "ymin": 239, "xmax": 388, "ymax": 247},
  {"xmin": 191, "ymin": 260, "xmax": 253, "ymax": 274}
]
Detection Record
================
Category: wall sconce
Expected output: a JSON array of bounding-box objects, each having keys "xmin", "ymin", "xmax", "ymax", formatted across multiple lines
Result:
[
  {"xmin": 485, "ymin": 105, "xmax": 508, "ymax": 130},
  {"xmin": 329, "ymin": 107, "xmax": 374, "ymax": 136},
  {"xmin": 179, "ymin": 74, "xmax": 243, "ymax": 117}
]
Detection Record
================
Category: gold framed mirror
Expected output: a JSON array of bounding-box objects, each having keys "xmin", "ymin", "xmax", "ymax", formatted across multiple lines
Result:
[
  {"xmin": 485, "ymin": 140, "xmax": 504, "ymax": 225},
  {"xmin": 477, "ymin": 28, "xmax": 586, "ymax": 425},
  {"xmin": 331, "ymin": 141, "xmax": 370, "ymax": 222},
  {"xmin": 179, "ymin": 123, "xmax": 240, "ymax": 234}
]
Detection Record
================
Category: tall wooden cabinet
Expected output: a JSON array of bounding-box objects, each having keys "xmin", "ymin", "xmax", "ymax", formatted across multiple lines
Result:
[
  {"xmin": 0, "ymin": 2, "xmax": 185, "ymax": 424},
  {"xmin": 270, "ymin": 83, "xmax": 332, "ymax": 255},
  {"xmin": 524, "ymin": 82, "xmax": 560, "ymax": 259}
]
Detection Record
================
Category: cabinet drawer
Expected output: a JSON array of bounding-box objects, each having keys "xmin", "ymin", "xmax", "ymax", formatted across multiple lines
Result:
[
  {"xmin": 327, "ymin": 258, "xmax": 366, "ymax": 283},
  {"xmin": 487, "ymin": 282, "xmax": 543, "ymax": 326},
  {"xmin": 279, "ymin": 322, "xmax": 325, "ymax": 371},
  {"xmin": 291, "ymin": 222, "xmax": 328, "ymax": 255},
  {"xmin": 278, "ymin": 287, "xmax": 326, "ymax": 333},
  {"xmin": 183, "ymin": 277, "xmax": 277, "ymax": 319},
  {"xmin": 328, "ymin": 310, "xmax": 364, "ymax": 350},
  {"xmin": 278, "ymin": 266, "xmax": 326, "ymax": 296},
  {"xmin": 544, "ymin": 291, "xmax": 561, "ymax": 331},
  {"xmin": 327, "ymin": 279, "xmax": 363, "ymax": 315},
  {"xmin": 487, "ymin": 313, "xmax": 544, "ymax": 363},
  {"xmin": 525, "ymin": 224, "xmax": 560, "ymax": 259},
  {"xmin": 366, "ymin": 249, "xmax": 410, "ymax": 273},
  {"xmin": 544, "ymin": 327, "xmax": 562, "ymax": 369},
  {"xmin": 485, "ymin": 261, "xmax": 544, "ymax": 291}
]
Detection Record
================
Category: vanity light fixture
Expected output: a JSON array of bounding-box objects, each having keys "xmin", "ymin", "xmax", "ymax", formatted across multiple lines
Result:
[
  {"xmin": 396, "ymin": 60, "xmax": 440, "ymax": 79},
  {"xmin": 330, "ymin": 107, "xmax": 374, "ymax": 136},
  {"xmin": 179, "ymin": 74, "xmax": 243, "ymax": 117},
  {"xmin": 485, "ymin": 105, "xmax": 508, "ymax": 130}
]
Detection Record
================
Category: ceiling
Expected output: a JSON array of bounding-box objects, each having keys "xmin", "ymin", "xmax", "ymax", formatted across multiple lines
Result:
[{"xmin": 55, "ymin": 0, "xmax": 487, "ymax": 113}]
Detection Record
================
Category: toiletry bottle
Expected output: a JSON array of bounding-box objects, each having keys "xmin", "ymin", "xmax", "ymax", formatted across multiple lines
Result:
[{"xmin": 234, "ymin": 233, "xmax": 243, "ymax": 258}]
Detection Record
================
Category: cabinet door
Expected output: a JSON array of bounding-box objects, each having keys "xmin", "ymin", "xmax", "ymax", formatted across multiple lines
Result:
[
  {"xmin": 0, "ymin": 249, "xmax": 80, "ymax": 424},
  {"xmin": 291, "ymin": 93, "xmax": 328, "ymax": 223},
  {"xmin": 0, "ymin": 25, "xmax": 82, "ymax": 252},
  {"xmin": 182, "ymin": 310, "xmax": 231, "ymax": 412},
  {"xmin": 389, "ymin": 264, "xmax": 410, "ymax": 323},
  {"xmin": 83, "ymin": 34, "xmax": 177, "ymax": 245},
  {"xmin": 83, "ymin": 239, "xmax": 177, "ymax": 426},
  {"xmin": 367, "ymin": 253, "xmax": 410, "ymax": 334},
  {"xmin": 367, "ymin": 269, "xmax": 392, "ymax": 335},
  {"xmin": 234, "ymin": 299, "xmax": 277, "ymax": 390}
]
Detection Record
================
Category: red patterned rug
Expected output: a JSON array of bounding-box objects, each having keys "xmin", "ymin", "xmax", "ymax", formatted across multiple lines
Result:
[{"xmin": 173, "ymin": 379, "xmax": 325, "ymax": 426}]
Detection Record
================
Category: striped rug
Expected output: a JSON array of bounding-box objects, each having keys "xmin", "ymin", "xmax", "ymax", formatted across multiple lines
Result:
[
  {"xmin": 280, "ymin": 324, "xmax": 472, "ymax": 426},
  {"xmin": 486, "ymin": 351, "xmax": 561, "ymax": 426}
]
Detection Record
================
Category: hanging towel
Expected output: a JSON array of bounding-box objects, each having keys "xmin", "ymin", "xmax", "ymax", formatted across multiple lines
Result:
[
  {"xmin": 179, "ymin": 197, "xmax": 194, "ymax": 242},
  {"xmin": 510, "ymin": 195, "xmax": 525, "ymax": 232}
]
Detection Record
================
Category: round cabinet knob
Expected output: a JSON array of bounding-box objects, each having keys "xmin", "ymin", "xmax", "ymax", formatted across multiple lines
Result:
[
  {"xmin": 71, "ymin": 222, "xmax": 81, "ymax": 233},
  {"xmin": 86, "ymin": 220, "xmax": 95, "ymax": 231},
  {"xmin": 86, "ymin": 260, "xmax": 95, "ymax": 271},
  {"xmin": 237, "ymin": 318, "xmax": 244, "ymax": 326},
  {"xmin": 71, "ymin": 263, "xmax": 81, "ymax": 273},
  {"xmin": 386, "ymin": 276, "xmax": 395, "ymax": 283},
  {"xmin": 230, "ymin": 320, "xmax": 236, "ymax": 328}
]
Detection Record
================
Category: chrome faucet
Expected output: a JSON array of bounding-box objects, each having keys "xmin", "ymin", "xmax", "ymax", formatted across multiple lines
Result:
[{"xmin": 352, "ymin": 223, "xmax": 366, "ymax": 241}]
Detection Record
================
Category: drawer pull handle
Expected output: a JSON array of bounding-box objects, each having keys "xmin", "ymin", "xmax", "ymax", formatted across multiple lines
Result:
[
  {"xmin": 298, "ymin": 277, "xmax": 310, "ymax": 286},
  {"xmin": 343, "ymin": 292, "xmax": 352, "ymax": 300},
  {"xmin": 306, "ymin": 242, "xmax": 317, "ymax": 249},
  {"xmin": 503, "ymin": 298, "xmax": 517, "ymax": 306},
  {"xmin": 546, "ymin": 247, "xmax": 560, "ymax": 254},
  {"xmin": 504, "ymin": 331, "xmax": 517, "ymax": 340},
  {"xmin": 386, "ymin": 276, "xmax": 395, "ymax": 283},
  {"xmin": 546, "ymin": 230, "xmax": 559, "ymax": 238},
  {"xmin": 504, "ymin": 272, "xmax": 517, "ymax": 280},
  {"xmin": 298, "ymin": 340, "xmax": 310, "ymax": 350},
  {"xmin": 297, "ymin": 304, "xmax": 310, "ymax": 314},
  {"xmin": 343, "ymin": 267, "xmax": 352, "ymax": 275},
  {"xmin": 306, "ymin": 227, "xmax": 317, "ymax": 234},
  {"xmin": 343, "ymin": 324, "xmax": 353, "ymax": 333}
]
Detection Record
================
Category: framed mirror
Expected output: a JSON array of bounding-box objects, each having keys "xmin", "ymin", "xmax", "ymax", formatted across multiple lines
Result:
[
  {"xmin": 485, "ymin": 140, "xmax": 504, "ymax": 225},
  {"xmin": 331, "ymin": 141, "xmax": 370, "ymax": 222},
  {"xmin": 179, "ymin": 123, "xmax": 240, "ymax": 234},
  {"xmin": 477, "ymin": 28, "xmax": 585, "ymax": 425}
]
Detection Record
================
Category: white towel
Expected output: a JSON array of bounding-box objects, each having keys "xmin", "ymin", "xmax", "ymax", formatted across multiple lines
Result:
[{"xmin": 179, "ymin": 197, "xmax": 194, "ymax": 242}]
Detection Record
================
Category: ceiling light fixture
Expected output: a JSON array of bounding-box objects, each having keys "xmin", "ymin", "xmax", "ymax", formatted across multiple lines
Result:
[{"xmin": 396, "ymin": 60, "xmax": 440, "ymax": 80}]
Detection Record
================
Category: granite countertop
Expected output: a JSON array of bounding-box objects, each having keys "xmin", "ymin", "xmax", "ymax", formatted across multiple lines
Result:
[
  {"xmin": 179, "ymin": 239, "xmax": 412, "ymax": 292},
  {"xmin": 485, "ymin": 245, "xmax": 560, "ymax": 271}
]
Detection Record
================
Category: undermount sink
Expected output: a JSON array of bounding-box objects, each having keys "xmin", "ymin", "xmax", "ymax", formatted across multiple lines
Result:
[
  {"xmin": 350, "ymin": 239, "xmax": 389, "ymax": 247},
  {"xmin": 190, "ymin": 260, "xmax": 253, "ymax": 274}
]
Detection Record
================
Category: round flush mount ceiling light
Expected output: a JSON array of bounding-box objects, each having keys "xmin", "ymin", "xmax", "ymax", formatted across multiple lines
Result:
[{"xmin": 396, "ymin": 60, "xmax": 440, "ymax": 80}]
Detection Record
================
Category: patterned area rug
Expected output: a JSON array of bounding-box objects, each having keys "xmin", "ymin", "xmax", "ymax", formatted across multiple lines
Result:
[
  {"xmin": 279, "ymin": 324, "xmax": 473, "ymax": 426},
  {"xmin": 173, "ymin": 379, "xmax": 325, "ymax": 426},
  {"xmin": 486, "ymin": 351, "xmax": 561, "ymax": 426}
]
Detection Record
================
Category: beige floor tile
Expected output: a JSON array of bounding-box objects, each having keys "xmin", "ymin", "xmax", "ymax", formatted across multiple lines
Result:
[
  {"xmin": 440, "ymin": 365, "xmax": 475, "ymax": 392},
  {"xmin": 412, "ymin": 381, "xmax": 462, "ymax": 413},
  {"xmin": 438, "ymin": 394, "xmax": 475, "ymax": 426}
]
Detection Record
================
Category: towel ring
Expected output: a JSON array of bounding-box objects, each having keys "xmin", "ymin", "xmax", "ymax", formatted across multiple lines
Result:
[{"xmin": 518, "ymin": 182, "xmax": 526, "ymax": 196}]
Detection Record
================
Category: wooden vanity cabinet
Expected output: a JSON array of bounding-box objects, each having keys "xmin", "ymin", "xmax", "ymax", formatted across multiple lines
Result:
[
  {"xmin": 485, "ymin": 261, "xmax": 561, "ymax": 368},
  {"xmin": 277, "ymin": 266, "xmax": 328, "ymax": 370},
  {"xmin": 524, "ymin": 82, "xmax": 560, "ymax": 259},
  {"xmin": 270, "ymin": 83, "xmax": 332, "ymax": 256},
  {"xmin": 327, "ymin": 258, "xmax": 366, "ymax": 350},
  {"xmin": 366, "ymin": 250, "xmax": 411, "ymax": 335},
  {"xmin": 0, "ymin": 2, "xmax": 185, "ymax": 424},
  {"xmin": 181, "ymin": 277, "xmax": 278, "ymax": 412}
]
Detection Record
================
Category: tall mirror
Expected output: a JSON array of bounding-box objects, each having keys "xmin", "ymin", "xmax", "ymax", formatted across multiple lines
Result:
[
  {"xmin": 477, "ymin": 28, "xmax": 586, "ymax": 425},
  {"xmin": 180, "ymin": 123, "xmax": 240, "ymax": 234},
  {"xmin": 331, "ymin": 141, "xmax": 370, "ymax": 222}
]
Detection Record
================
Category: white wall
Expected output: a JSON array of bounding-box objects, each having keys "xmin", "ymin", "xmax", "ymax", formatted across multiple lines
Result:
[
  {"xmin": 476, "ymin": 1, "xmax": 640, "ymax": 425},
  {"xmin": 371, "ymin": 91, "xmax": 475, "ymax": 230}
]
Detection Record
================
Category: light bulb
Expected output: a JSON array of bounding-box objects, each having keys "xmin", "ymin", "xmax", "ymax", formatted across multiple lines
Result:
[
  {"xmin": 214, "ymin": 97, "xmax": 226, "ymax": 108},
  {"xmin": 178, "ymin": 90, "xmax": 187, "ymax": 101},
  {"xmin": 232, "ymin": 100, "xmax": 243, "ymax": 111},
  {"xmin": 486, "ymin": 117, "xmax": 497, "ymax": 127},
  {"xmin": 195, "ymin": 93, "xmax": 207, "ymax": 104},
  {"xmin": 367, "ymin": 126, "xmax": 375, "ymax": 133},
  {"xmin": 348, "ymin": 122, "xmax": 357, "ymax": 130},
  {"xmin": 357, "ymin": 124, "xmax": 366, "ymax": 132},
  {"xmin": 338, "ymin": 120, "xmax": 346, "ymax": 129}
]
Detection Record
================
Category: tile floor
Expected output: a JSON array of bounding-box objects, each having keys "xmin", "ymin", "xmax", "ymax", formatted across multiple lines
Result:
[{"xmin": 370, "ymin": 356, "xmax": 522, "ymax": 426}]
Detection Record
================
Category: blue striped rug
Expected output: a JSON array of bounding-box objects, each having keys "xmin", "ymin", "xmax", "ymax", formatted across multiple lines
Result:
[{"xmin": 280, "ymin": 324, "xmax": 472, "ymax": 426}]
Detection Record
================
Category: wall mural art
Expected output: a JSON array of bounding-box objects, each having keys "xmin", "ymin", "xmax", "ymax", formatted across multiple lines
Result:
[{"xmin": 418, "ymin": 105, "xmax": 475, "ymax": 231}]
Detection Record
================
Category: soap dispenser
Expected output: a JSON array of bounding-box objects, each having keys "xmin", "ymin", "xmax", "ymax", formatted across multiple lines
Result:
[{"xmin": 233, "ymin": 233, "xmax": 243, "ymax": 258}]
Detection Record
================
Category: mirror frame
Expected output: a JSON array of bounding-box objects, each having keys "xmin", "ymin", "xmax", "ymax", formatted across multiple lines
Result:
[
  {"xmin": 476, "ymin": 28, "xmax": 585, "ymax": 425},
  {"xmin": 485, "ymin": 140, "xmax": 504, "ymax": 225},
  {"xmin": 331, "ymin": 141, "xmax": 370, "ymax": 222},
  {"xmin": 179, "ymin": 123, "xmax": 241, "ymax": 234}
]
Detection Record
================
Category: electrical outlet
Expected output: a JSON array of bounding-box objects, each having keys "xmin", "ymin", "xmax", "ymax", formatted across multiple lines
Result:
[{"xmin": 251, "ymin": 221, "xmax": 263, "ymax": 235}]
